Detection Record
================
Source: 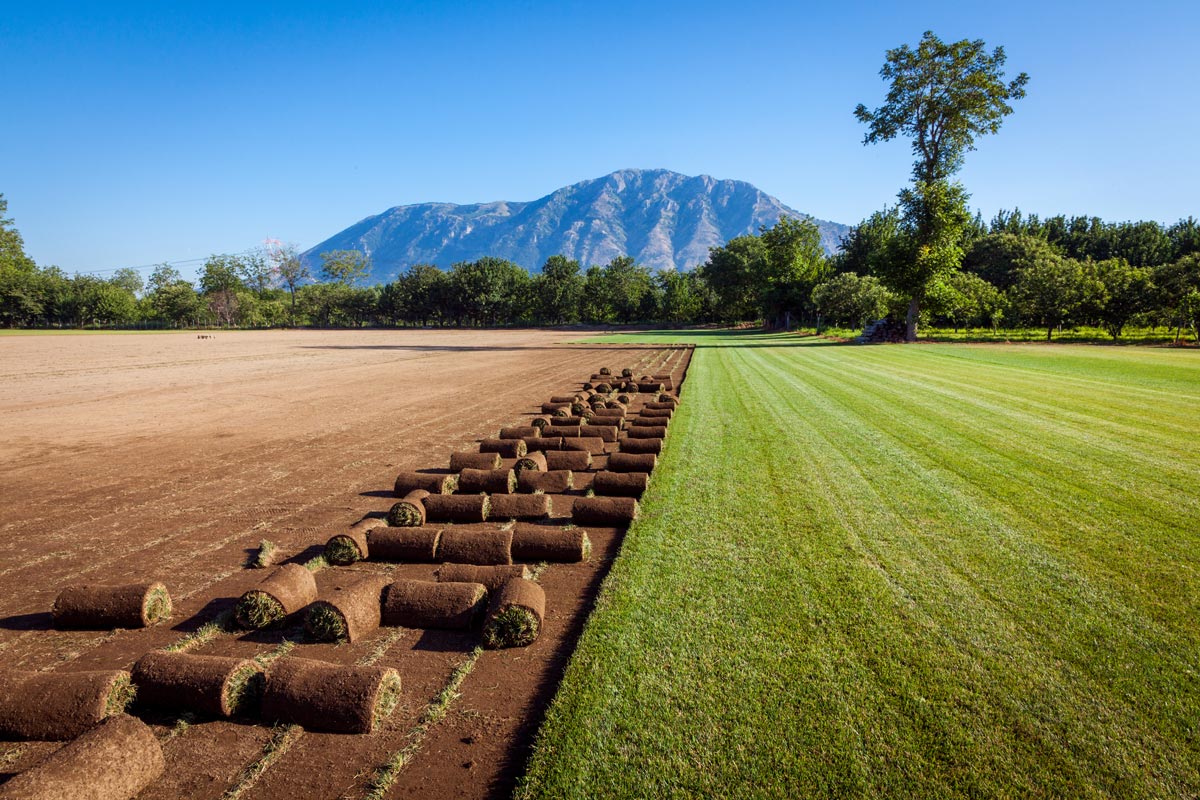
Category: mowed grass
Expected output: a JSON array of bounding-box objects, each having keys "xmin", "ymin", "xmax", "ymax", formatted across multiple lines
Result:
[{"xmin": 518, "ymin": 331, "xmax": 1200, "ymax": 799}]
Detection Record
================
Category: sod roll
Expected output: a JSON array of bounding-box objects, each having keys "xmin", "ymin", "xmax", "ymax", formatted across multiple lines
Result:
[
  {"xmin": 517, "ymin": 469, "xmax": 574, "ymax": 493},
  {"xmin": 628, "ymin": 416, "xmax": 670, "ymax": 427},
  {"xmin": 0, "ymin": 715, "xmax": 163, "ymax": 800},
  {"xmin": 540, "ymin": 402, "xmax": 572, "ymax": 414},
  {"xmin": 387, "ymin": 489, "xmax": 429, "ymax": 527},
  {"xmin": 488, "ymin": 493, "xmax": 553, "ymax": 520},
  {"xmin": 235, "ymin": 564, "xmax": 318, "ymax": 630},
  {"xmin": 525, "ymin": 436, "xmax": 564, "ymax": 452},
  {"xmin": 619, "ymin": 437, "xmax": 663, "ymax": 455},
  {"xmin": 544, "ymin": 450, "xmax": 592, "ymax": 471},
  {"xmin": 625, "ymin": 425, "xmax": 667, "ymax": 439},
  {"xmin": 436, "ymin": 563, "xmax": 530, "ymax": 591},
  {"xmin": 644, "ymin": 401, "xmax": 678, "ymax": 410},
  {"xmin": 598, "ymin": 367, "xmax": 612, "ymax": 375},
  {"xmin": 608, "ymin": 452, "xmax": 657, "ymax": 472},
  {"xmin": 0, "ymin": 670, "xmax": 135, "ymax": 740},
  {"xmin": 458, "ymin": 467, "xmax": 516, "ymax": 495},
  {"xmin": 554, "ymin": 427, "xmax": 585, "ymax": 438},
  {"xmin": 637, "ymin": 382, "xmax": 665, "ymax": 393},
  {"xmin": 551, "ymin": 406, "xmax": 572, "ymax": 418},
  {"xmin": 393, "ymin": 471, "xmax": 456, "ymax": 496},
  {"xmin": 131, "ymin": 652, "xmax": 263, "ymax": 718},
  {"xmin": 572, "ymin": 496, "xmax": 640, "ymax": 525},
  {"xmin": 479, "ymin": 438, "xmax": 527, "ymax": 458},
  {"xmin": 511, "ymin": 525, "xmax": 592, "ymax": 562},
  {"xmin": 261, "ymin": 658, "xmax": 401, "ymax": 734},
  {"xmin": 639, "ymin": 408, "xmax": 675, "ymax": 419},
  {"xmin": 593, "ymin": 382, "xmax": 613, "ymax": 393},
  {"xmin": 515, "ymin": 451, "xmax": 548, "ymax": 473},
  {"xmin": 584, "ymin": 425, "xmax": 619, "ymax": 442},
  {"xmin": 499, "ymin": 426, "xmax": 540, "ymax": 440},
  {"xmin": 549, "ymin": 416, "xmax": 586, "ymax": 427},
  {"xmin": 324, "ymin": 528, "xmax": 369, "ymax": 565},
  {"xmin": 530, "ymin": 416, "xmax": 551, "ymax": 429},
  {"xmin": 482, "ymin": 579, "xmax": 546, "ymax": 649},
  {"xmin": 562, "ymin": 437, "xmax": 606, "ymax": 454},
  {"xmin": 423, "ymin": 494, "xmax": 490, "ymax": 523},
  {"xmin": 549, "ymin": 395, "xmax": 579, "ymax": 404},
  {"xmin": 449, "ymin": 451, "xmax": 502, "ymax": 471},
  {"xmin": 438, "ymin": 529, "xmax": 513, "ymax": 565},
  {"xmin": 367, "ymin": 526, "xmax": 442, "ymax": 562},
  {"xmin": 621, "ymin": 368, "xmax": 633, "ymax": 377},
  {"xmin": 305, "ymin": 574, "xmax": 390, "ymax": 643},
  {"xmin": 52, "ymin": 582, "xmax": 172, "ymax": 630},
  {"xmin": 592, "ymin": 470, "xmax": 649, "ymax": 498},
  {"xmin": 616, "ymin": 393, "xmax": 633, "ymax": 404},
  {"xmin": 382, "ymin": 579, "xmax": 488, "ymax": 629}
]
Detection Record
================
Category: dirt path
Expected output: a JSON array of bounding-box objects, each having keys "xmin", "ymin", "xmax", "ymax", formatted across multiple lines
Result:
[{"xmin": 0, "ymin": 329, "xmax": 691, "ymax": 799}]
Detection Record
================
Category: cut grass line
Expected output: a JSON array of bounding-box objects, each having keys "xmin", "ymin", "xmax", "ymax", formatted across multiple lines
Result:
[
  {"xmin": 222, "ymin": 723, "xmax": 305, "ymax": 800},
  {"xmin": 163, "ymin": 609, "xmax": 236, "ymax": 653}
]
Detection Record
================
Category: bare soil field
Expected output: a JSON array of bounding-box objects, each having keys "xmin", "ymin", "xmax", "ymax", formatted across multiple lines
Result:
[{"xmin": 0, "ymin": 328, "xmax": 691, "ymax": 799}]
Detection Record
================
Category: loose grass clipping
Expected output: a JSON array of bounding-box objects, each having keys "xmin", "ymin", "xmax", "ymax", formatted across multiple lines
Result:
[
  {"xmin": 387, "ymin": 489, "xmax": 429, "ymax": 527},
  {"xmin": 0, "ymin": 714, "xmax": 164, "ymax": 800},
  {"xmin": 305, "ymin": 574, "xmax": 390, "ymax": 643},
  {"xmin": 482, "ymin": 579, "xmax": 545, "ymax": 649},
  {"xmin": 367, "ymin": 525, "xmax": 442, "ymax": 562},
  {"xmin": 131, "ymin": 652, "xmax": 263, "ymax": 718},
  {"xmin": 261, "ymin": 658, "xmax": 401, "ymax": 734},
  {"xmin": 423, "ymin": 494, "xmax": 490, "ymax": 523},
  {"xmin": 511, "ymin": 524, "xmax": 592, "ymax": 562},
  {"xmin": 393, "ymin": 471, "xmax": 456, "ymax": 496},
  {"xmin": 0, "ymin": 670, "xmax": 135, "ymax": 740},
  {"xmin": 52, "ymin": 582, "xmax": 172, "ymax": 629},
  {"xmin": 571, "ymin": 496, "xmax": 640, "ymax": 525},
  {"xmin": 458, "ymin": 468, "xmax": 517, "ymax": 495},
  {"xmin": 235, "ymin": 564, "xmax": 318, "ymax": 630},
  {"xmin": 382, "ymin": 579, "xmax": 488, "ymax": 629},
  {"xmin": 438, "ymin": 528, "xmax": 513, "ymax": 565}
]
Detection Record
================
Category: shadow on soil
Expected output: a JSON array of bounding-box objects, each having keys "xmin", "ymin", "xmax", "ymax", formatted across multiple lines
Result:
[{"xmin": 0, "ymin": 611, "xmax": 53, "ymax": 631}]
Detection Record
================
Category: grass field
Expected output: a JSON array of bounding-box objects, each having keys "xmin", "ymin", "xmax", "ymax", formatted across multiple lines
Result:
[{"xmin": 518, "ymin": 331, "xmax": 1200, "ymax": 799}]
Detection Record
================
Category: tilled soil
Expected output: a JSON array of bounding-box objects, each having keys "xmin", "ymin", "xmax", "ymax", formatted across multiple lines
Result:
[{"xmin": 0, "ymin": 329, "xmax": 690, "ymax": 799}]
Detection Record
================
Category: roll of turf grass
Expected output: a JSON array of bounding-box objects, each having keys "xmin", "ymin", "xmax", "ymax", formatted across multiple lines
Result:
[
  {"xmin": 515, "ymin": 451, "xmax": 548, "ymax": 473},
  {"xmin": 525, "ymin": 436, "xmax": 564, "ymax": 452},
  {"xmin": 517, "ymin": 469, "xmax": 573, "ymax": 493},
  {"xmin": 549, "ymin": 395, "xmax": 579, "ymax": 404},
  {"xmin": 499, "ymin": 426, "xmax": 540, "ymax": 440},
  {"xmin": 393, "ymin": 471, "xmax": 456, "ymax": 496},
  {"xmin": 554, "ymin": 427, "xmax": 584, "ymax": 438},
  {"xmin": 592, "ymin": 470, "xmax": 649, "ymax": 498},
  {"xmin": 325, "ymin": 528, "xmax": 369, "ymax": 565},
  {"xmin": 511, "ymin": 524, "xmax": 592, "ymax": 562},
  {"xmin": 585, "ymin": 425, "xmax": 619, "ymax": 442},
  {"xmin": 561, "ymin": 437, "xmax": 605, "ymax": 455},
  {"xmin": 438, "ymin": 528, "xmax": 513, "ymax": 565},
  {"xmin": 550, "ymin": 406, "xmax": 572, "ymax": 418},
  {"xmin": 544, "ymin": 450, "xmax": 592, "ymax": 471},
  {"xmin": 436, "ymin": 563, "xmax": 530, "ymax": 591},
  {"xmin": 131, "ymin": 652, "xmax": 263, "ymax": 718},
  {"xmin": 0, "ymin": 670, "xmax": 135, "ymax": 740},
  {"xmin": 638, "ymin": 382, "xmax": 665, "ymax": 394},
  {"xmin": 479, "ymin": 438, "xmax": 527, "ymax": 458},
  {"xmin": 625, "ymin": 425, "xmax": 667, "ymax": 438},
  {"xmin": 598, "ymin": 367, "xmax": 611, "ymax": 375},
  {"xmin": 540, "ymin": 402, "xmax": 571, "ymax": 415},
  {"xmin": 549, "ymin": 416, "xmax": 586, "ymax": 427},
  {"xmin": 235, "ymin": 564, "xmax": 318, "ymax": 630},
  {"xmin": 619, "ymin": 437, "xmax": 663, "ymax": 455},
  {"xmin": 52, "ymin": 582, "xmax": 172, "ymax": 630},
  {"xmin": 449, "ymin": 451, "xmax": 502, "ymax": 471},
  {"xmin": 639, "ymin": 408, "xmax": 674, "ymax": 419},
  {"xmin": 608, "ymin": 452, "xmax": 657, "ymax": 472},
  {"xmin": 423, "ymin": 494, "xmax": 490, "ymax": 523},
  {"xmin": 367, "ymin": 526, "xmax": 442, "ymax": 562},
  {"xmin": 387, "ymin": 489, "xmax": 430, "ymax": 527},
  {"xmin": 482, "ymin": 579, "xmax": 546, "ymax": 649},
  {"xmin": 488, "ymin": 493, "xmax": 552, "ymax": 520},
  {"xmin": 305, "ymin": 574, "xmax": 390, "ymax": 643},
  {"xmin": 620, "ymin": 368, "xmax": 633, "ymax": 377},
  {"xmin": 382, "ymin": 579, "xmax": 488, "ymax": 629},
  {"xmin": 458, "ymin": 468, "xmax": 516, "ymax": 495},
  {"xmin": 261, "ymin": 658, "xmax": 401, "ymax": 734},
  {"xmin": 629, "ymin": 415, "xmax": 670, "ymax": 427},
  {"xmin": 592, "ymin": 382, "xmax": 612, "ymax": 393},
  {"xmin": 571, "ymin": 496, "xmax": 640, "ymax": 525},
  {"xmin": 530, "ymin": 416, "xmax": 551, "ymax": 430},
  {"xmin": 0, "ymin": 714, "xmax": 164, "ymax": 800},
  {"xmin": 644, "ymin": 401, "xmax": 677, "ymax": 410}
]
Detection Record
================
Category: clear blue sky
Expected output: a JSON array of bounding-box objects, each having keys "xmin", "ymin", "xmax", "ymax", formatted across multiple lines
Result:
[{"xmin": 2, "ymin": 0, "xmax": 1198, "ymax": 278}]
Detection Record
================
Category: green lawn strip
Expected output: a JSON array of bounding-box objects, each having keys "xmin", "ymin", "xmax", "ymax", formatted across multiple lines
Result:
[{"xmin": 519, "ymin": 331, "xmax": 1200, "ymax": 799}]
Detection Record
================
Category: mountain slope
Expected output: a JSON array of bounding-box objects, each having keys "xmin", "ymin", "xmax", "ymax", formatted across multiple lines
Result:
[{"xmin": 303, "ymin": 169, "xmax": 849, "ymax": 280}]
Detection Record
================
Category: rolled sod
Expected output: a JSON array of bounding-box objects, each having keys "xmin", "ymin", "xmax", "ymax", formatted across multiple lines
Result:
[
  {"xmin": 131, "ymin": 652, "xmax": 263, "ymax": 718},
  {"xmin": 562, "ymin": 437, "xmax": 606, "ymax": 454},
  {"xmin": 52, "ymin": 582, "xmax": 172, "ymax": 630},
  {"xmin": 499, "ymin": 425, "xmax": 540, "ymax": 440},
  {"xmin": 387, "ymin": 489, "xmax": 429, "ymax": 527},
  {"xmin": 616, "ymin": 393, "xmax": 633, "ymax": 404},
  {"xmin": 544, "ymin": 450, "xmax": 592, "ymax": 471},
  {"xmin": 423, "ymin": 494, "xmax": 490, "ymax": 523},
  {"xmin": 517, "ymin": 469, "xmax": 574, "ymax": 493},
  {"xmin": 0, "ymin": 670, "xmax": 136, "ymax": 740},
  {"xmin": 639, "ymin": 408, "xmax": 674, "ymax": 419},
  {"xmin": 658, "ymin": 392, "xmax": 676, "ymax": 402},
  {"xmin": 382, "ymin": 579, "xmax": 488, "ymax": 629},
  {"xmin": 511, "ymin": 524, "xmax": 592, "ymax": 562},
  {"xmin": 367, "ymin": 525, "xmax": 442, "ymax": 562},
  {"xmin": 530, "ymin": 416, "xmax": 551, "ymax": 430},
  {"xmin": 449, "ymin": 451, "xmax": 502, "ymax": 471},
  {"xmin": 644, "ymin": 401, "xmax": 678, "ymax": 410},
  {"xmin": 458, "ymin": 467, "xmax": 517, "ymax": 495},
  {"xmin": 621, "ymin": 368, "xmax": 633, "ymax": 377},
  {"xmin": 625, "ymin": 425, "xmax": 668, "ymax": 438},
  {"xmin": 261, "ymin": 658, "xmax": 401, "ymax": 734},
  {"xmin": 607, "ymin": 452, "xmax": 658, "ymax": 472},
  {"xmin": 549, "ymin": 416, "xmax": 586, "ymax": 427},
  {"xmin": 235, "ymin": 564, "xmax": 318, "ymax": 630},
  {"xmin": 488, "ymin": 493, "xmax": 553, "ymax": 520},
  {"xmin": 436, "ymin": 563, "xmax": 530, "ymax": 591},
  {"xmin": 619, "ymin": 437, "xmax": 663, "ymax": 455},
  {"xmin": 592, "ymin": 470, "xmax": 649, "ymax": 498},
  {"xmin": 593, "ymin": 382, "xmax": 613, "ymax": 393},
  {"xmin": 553, "ymin": 427, "xmax": 585, "ymax": 438},
  {"xmin": 393, "ymin": 471, "xmax": 456, "ymax": 496},
  {"xmin": 598, "ymin": 366, "xmax": 611, "ymax": 375},
  {"xmin": 586, "ymin": 425, "xmax": 619, "ymax": 442},
  {"xmin": 571, "ymin": 496, "xmax": 640, "ymax": 525},
  {"xmin": 629, "ymin": 415, "xmax": 671, "ymax": 427},
  {"xmin": 549, "ymin": 395, "xmax": 579, "ymax": 404},
  {"xmin": 515, "ymin": 451, "xmax": 548, "ymax": 473},
  {"xmin": 525, "ymin": 436, "xmax": 564, "ymax": 452},
  {"xmin": 551, "ymin": 406, "xmax": 573, "ymax": 418},
  {"xmin": 0, "ymin": 714, "xmax": 163, "ymax": 800},
  {"xmin": 541, "ymin": 402, "xmax": 572, "ymax": 414},
  {"xmin": 438, "ymin": 529, "xmax": 513, "ymax": 565},
  {"xmin": 479, "ymin": 438, "xmax": 527, "ymax": 458},
  {"xmin": 325, "ymin": 529, "xmax": 369, "ymax": 565},
  {"xmin": 482, "ymin": 579, "xmax": 546, "ymax": 649},
  {"xmin": 305, "ymin": 574, "xmax": 390, "ymax": 643},
  {"xmin": 638, "ymin": 382, "xmax": 665, "ymax": 393}
]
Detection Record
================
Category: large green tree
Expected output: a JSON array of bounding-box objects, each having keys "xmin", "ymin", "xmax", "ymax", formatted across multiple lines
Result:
[
  {"xmin": 535, "ymin": 255, "xmax": 583, "ymax": 324},
  {"xmin": 856, "ymin": 31, "xmax": 1028, "ymax": 340},
  {"xmin": 320, "ymin": 249, "xmax": 372, "ymax": 286}
]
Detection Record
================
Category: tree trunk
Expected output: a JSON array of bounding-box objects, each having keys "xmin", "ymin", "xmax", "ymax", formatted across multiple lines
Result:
[
  {"xmin": 1047, "ymin": 326, "xmax": 1053, "ymax": 341},
  {"xmin": 905, "ymin": 297, "xmax": 919, "ymax": 342}
]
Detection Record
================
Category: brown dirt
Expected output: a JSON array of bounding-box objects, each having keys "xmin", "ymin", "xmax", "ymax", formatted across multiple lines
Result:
[{"xmin": 0, "ymin": 328, "xmax": 690, "ymax": 799}]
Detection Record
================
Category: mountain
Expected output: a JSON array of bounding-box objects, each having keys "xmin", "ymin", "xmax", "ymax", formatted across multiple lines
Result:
[{"xmin": 302, "ymin": 169, "xmax": 849, "ymax": 281}]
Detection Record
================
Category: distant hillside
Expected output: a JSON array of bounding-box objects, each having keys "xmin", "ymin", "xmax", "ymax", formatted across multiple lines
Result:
[{"xmin": 303, "ymin": 169, "xmax": 849, "ymax": 280}]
